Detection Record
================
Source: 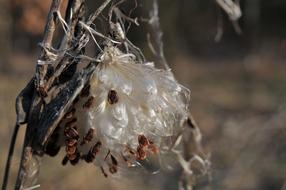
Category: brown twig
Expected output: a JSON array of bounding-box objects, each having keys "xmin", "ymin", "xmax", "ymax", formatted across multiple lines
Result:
[
  {"xmin": 147, "ymin": 0, "xmax": 170, "ymax": 71},
  {"xmin": 1, "ymin": 125, "xmax": 20, "ymax": 190},
  {"xmin": 86, "ymin": 0, "xmax": 112, "ymax": 25},
  {"xmin": 14, "ymin": 0, "xmax": 64, "ymax": 187},
  {"xmin": 43, "ymin": 0, "xmax": 86, "ymax": 92},
  {"xmin": 35, "ymin": 0, "xmax": 62, "ymax": 97}
]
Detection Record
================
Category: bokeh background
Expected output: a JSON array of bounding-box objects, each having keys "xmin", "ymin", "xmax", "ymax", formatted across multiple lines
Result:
[{"xmin": 1, "ymin": 0, "xmax": 286, "ymax": 189}]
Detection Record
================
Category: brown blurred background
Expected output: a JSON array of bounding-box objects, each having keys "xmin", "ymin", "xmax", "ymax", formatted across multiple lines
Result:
[{"xmin": 1, "ymin": 0, "xmax": 286, "ymax": 189}]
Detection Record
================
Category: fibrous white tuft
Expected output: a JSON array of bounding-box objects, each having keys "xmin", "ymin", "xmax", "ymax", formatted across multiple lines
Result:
[{"xmin": 72, "ymin": 44, "xmax": 191, "ymax": 173}]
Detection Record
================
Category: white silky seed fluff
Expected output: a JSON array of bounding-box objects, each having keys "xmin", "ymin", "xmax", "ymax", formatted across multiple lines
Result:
[{"xmin": 75, "ymin": 45, "xmax": 191, "ymax": 170}]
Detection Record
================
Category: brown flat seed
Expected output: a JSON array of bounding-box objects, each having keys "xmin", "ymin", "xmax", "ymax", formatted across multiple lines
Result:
[
  {"xmin": 66, "ymin": 138, "xmax": 78, "ymax": 146},
  {"xmin": 80, "ymin": 128, "xmax": 94, "ymax": 145},
  {"xmin": 107, "ymin": 90, "xmax": 119, "ymax": 104},
  {"xmin": 66, "ymin": 146, "xmax": 77, "ymax": 155},
  {"xmin": 138, "ymin": 135, "xmax": 149, "ymax": 147},
  {"xmin": 64, "ymin": 127, "xmax": 79, "ymax": 139},
  {"xmin": 91, "ymin": 141, "xmax": 102, "ymax": 154},
  {"xmin": 83, "ymin": 96, "xmax": 95, "ymax": 109}
]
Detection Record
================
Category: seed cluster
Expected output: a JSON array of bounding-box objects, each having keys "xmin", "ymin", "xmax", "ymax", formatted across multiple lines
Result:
[
  {"xmin": 80, "ymin": 127, "xmax": 95, "ymax": 145},
  {"xmin": 62, "ymin": 114, "xmax": 80, "ymax": 165},
  {"xmin": 59, "ymin": 85, "xmax": 160, "ymax": 177}
]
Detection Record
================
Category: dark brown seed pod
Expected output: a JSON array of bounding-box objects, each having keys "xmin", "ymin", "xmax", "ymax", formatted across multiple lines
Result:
[
  {"xmin": 83, "ymin": 96, "xmax": 95, "ymax": 109},
  {"xmin": 80, "ymin": 84, "xmax": 90, "ymax": 97},
  {"xmin": 107, "ymin": 90, "xmax": 119, "ymax": 104},
  {"xmin": 80, "ymin": 128, "xmax": 94, "ymax": 145}
]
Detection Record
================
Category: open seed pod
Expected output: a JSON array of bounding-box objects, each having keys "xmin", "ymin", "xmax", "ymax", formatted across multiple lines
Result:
[{"xmin": 6, "ymin": 1, "xmax": 209, "ymax": 190}]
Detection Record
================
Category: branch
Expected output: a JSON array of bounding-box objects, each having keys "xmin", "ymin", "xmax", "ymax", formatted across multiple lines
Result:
[
  {"xmin": 1, "ymin": 125, "xmax": 20, "ymax": 190},
  {"xmin": 215, "ymin": 0, "xmax": 241, "ymax": 21},
  {"xmin": 35, "ymin": 0, "xmax": 62, "ymax": 97},
  {"xmin": 86, "ymin": 0, "xmax": 112, "ymax": 25},
  {"xmin": 147, "ymin": 0, "xmax": 170, "ymax": 71}
]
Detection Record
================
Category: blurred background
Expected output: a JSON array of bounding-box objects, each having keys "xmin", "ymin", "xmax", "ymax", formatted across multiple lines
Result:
[{"xmin": 1, "ymin": 0, "xmax": 286, "ymax": 189}]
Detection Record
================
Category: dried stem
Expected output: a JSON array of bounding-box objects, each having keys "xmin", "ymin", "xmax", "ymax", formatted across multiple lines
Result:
[
  {"xmin": 14, "ymin": 1, "xmax": 86, "ymax": 189},
  {"xmin": 215, "ymin": 0, "xmax": 241, "ymax": 21},
  {"xmin": 36, "ymin": 0, "xmax": 62, "ymax": 96},
  {"xmin": 147, "ymin": 0, "xmax": 170, "ymax": 71},
  {"xmin": 86, "ymin": 0, "xmax": 112, "ymax": 25},
  {"xmin": 1, "ymin": 125, "xmax": 20, "ymax": 190}
]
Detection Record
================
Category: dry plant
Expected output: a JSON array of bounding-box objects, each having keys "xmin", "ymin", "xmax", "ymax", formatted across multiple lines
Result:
[
  {"xmin": 215, "ymin": 0, "xmax": 242, "ymax": 41},
  {"xmin": 2, "ymin": 0, "xmax": 210, "ymax": 190}
]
